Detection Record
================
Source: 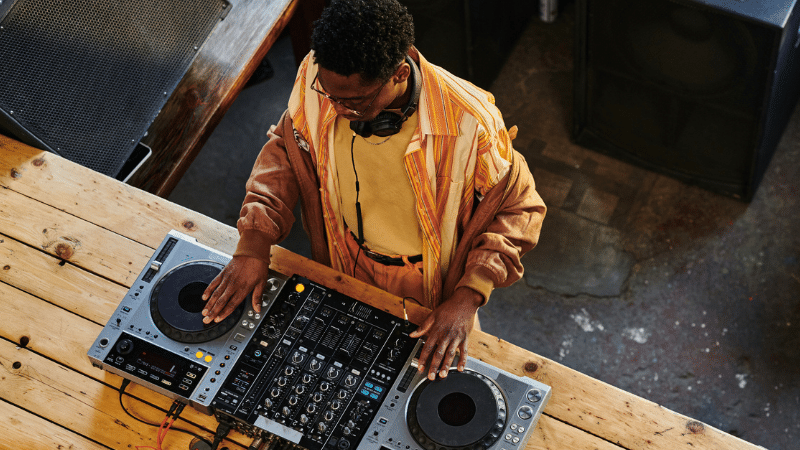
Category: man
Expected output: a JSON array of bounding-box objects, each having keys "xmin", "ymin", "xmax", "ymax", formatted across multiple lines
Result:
[{"xmin": 202, "ymin": 0, "xmax": 546, "ymax": 381}]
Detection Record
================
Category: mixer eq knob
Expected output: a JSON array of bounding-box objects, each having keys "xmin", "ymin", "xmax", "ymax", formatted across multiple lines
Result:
[
  {"xmin": 302, "ymin": 373, "xmax": 314, "ymax": 384},
  {"xmin": 284, "ymin": 366, "xmax": 295, "ymax": 376},
  {"xmin": 313, "ymin": 391, "xmax": 324, "ymax": 403},
  {"xmin": 324, "ymin": 410, "xmax": 335, "ymax": 422},
  {"xmin": 330, "ymin": 399, "xmax": 342, "ymax": 410},
  {"xmin": 288, "ymin": 395, "xmax": 299, "ymax": 406},
  {"xmin": 292, "ymin": 351, "xmax": 305, "ymax": 364},
  {"xmin": 295, "ymin": 384, "xmax": 306, "ymax": 395},
  {"xmin": 308, "ymin": 358, "xmax": 322, "ymax": 372},
  {"xmin": 343, "ymin": 374, "xmax": 357, "ymax": 387},
  {"xmin": 270, "ymin": 387, "xmax": 282, "ymax": 398},
  {"xmin": 326, "ymin": 366, "xmax": 340, "ymax": 380},
  {"xmin": 319, "ymin": 381, "xmax": 331, "ymax": 391},
  {"xmin": 277, "ymin": 376, "xmax": 288, "ymax": 387},
  {"xmin": 306, "ymin": 403, "xmax": 318, "ymax": 414}
]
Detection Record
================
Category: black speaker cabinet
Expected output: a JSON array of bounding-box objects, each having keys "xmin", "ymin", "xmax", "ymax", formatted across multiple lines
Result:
[
  {"xmin": 403, "ymin": 0, "xmax": 535, "ymax": 89},
  {"xmin": 573, "ymin": 0, "xmax": 800, "ymax": 200},
  {"xmin": 0, "ymin": 0, "xmax": 229, "ymax": 181}
]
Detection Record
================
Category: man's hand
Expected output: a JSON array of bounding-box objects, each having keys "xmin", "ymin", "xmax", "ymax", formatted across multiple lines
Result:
[
  {"xmin": 201, "ymin": 255, "xmax": 270, "ymax": 324},
  {"xmin": 409, "ymin": 287, "xmax": 482, "ymax": 380}
]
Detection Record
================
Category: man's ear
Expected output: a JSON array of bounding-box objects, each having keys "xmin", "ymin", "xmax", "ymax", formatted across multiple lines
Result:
[{"xmin": 393, "ymin": 62, "xmax": 411, "ymax": 85}]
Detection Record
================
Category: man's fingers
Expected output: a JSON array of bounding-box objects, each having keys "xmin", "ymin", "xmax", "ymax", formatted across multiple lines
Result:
[
  {"xmin": 457, "ymin": 337, "xmax": 469, "ymax": 371},
  {"xmin": 409, "ymin": 318, "xmax": 432, "ymax": 338},
  {"xmin": 427, "ymin": 338, "xmax": 451, "ymax": 380},
  {"xmin": 204, "ymin": 281, "xmax": 235, "ymax": 322},
  {"xmin": 252, "ymin": 282, "xmax": 265, "ymax": 313},
  {"xmin": 215, "ymin": 291, "xmax": 247, "ymax": 322},
  {"xmin": 203, "ymin": 272, "xmax": 223, "ymax": 301},
  {"xmin": 438, "ymin": 339, "xmax": 461, "ymax": 378}
]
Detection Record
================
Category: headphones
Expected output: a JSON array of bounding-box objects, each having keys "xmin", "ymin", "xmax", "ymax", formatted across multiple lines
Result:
[{"xmin": 350, "ymin": 55, "xmax": 422, "ymax": 138}]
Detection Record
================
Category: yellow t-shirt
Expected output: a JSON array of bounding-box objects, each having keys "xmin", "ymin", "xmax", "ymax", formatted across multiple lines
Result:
[{"xmin": 333, "ymin": 112, "xmax": 422, "ymax": 256}]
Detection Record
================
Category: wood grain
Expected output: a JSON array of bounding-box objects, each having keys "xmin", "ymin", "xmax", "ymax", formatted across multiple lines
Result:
[
  {"xmin": 0, "ymin": 400, "xmax": 107, "ymax": 450},
  {"xmin": 0, "ymin": 136, "xmax": 766, "ymax": 450},
  {"xmin": 128, "ymin": 0, "xmax": 299, "ymax": 197}
]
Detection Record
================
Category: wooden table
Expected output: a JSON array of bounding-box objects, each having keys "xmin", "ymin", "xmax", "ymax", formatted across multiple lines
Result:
[{"xmin": 0, "ymin": 135, "xmax": 764, "ymax": 449}]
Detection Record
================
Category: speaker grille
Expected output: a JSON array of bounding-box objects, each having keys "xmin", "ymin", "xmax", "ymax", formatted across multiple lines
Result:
[{"xmin": 0, "ymin": 0, "xmax": 228, "ymax": 178}]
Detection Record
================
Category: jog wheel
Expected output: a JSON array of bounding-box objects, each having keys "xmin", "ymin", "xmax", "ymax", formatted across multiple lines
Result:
[
  {"xmin": 150, "ymin": 260, "xmax": 247, "ymax": 343},
  {"xmin": 406, "ymin": 369, "xmax": 507, "ymax": 450}
]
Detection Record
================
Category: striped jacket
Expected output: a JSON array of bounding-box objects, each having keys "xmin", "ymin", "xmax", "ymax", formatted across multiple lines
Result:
[{"xmin": 235, "ymin": 49, "xmax": 546, "ymax": 309}]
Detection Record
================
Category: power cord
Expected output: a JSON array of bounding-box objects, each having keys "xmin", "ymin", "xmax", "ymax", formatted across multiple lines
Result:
[{"xmin": 119, "ymin": 379, "xmax": 212, "ymax": 449}]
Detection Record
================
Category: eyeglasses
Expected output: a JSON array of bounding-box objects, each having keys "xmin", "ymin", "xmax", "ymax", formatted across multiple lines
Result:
[{"xmin": 311, "ymin": 72, "xmax": 389, "ymax": 117}]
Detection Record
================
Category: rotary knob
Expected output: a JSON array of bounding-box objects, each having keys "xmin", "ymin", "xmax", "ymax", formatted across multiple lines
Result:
[
  {"xmin": 331, "ymin": 399, "xmax": 341, "ymax": 410},
  {"xmin": 527, "ymin": 389, "xmax": 543, "ymax": 403},
  {"xmin": 285, "ymin": 366, "xmax": 295, "ymax": 376},
  {"xmin": 270, "ymin": 387, "xmax": 282, "ymax": 398},
  {"xmin": 277, "ymin": 376, "xmax": 288, "ymax": 387},
  {"xmin": 264, "ymin": 398, "xmax": 273, "ymax": 409},
  {"xmin": 302, "ymin": 373, "xmax": 314, "ymax": 384},
  {"xmin": 344, "ymin": 374, "xmax": 357, "ymax": 387},
  {"xmin": 292, "ymin": 351, "xmax": 304, "ymax": 364},
  {"xmin": 309, "ymin": 359, "xmax": 322, "ymax": 372},
  {"xmin": 288, "ymin": 395, "xmax": 299, "ymax": 406},
  {"xmin": 313, "ymin": 391, "xmax": 324, "ymax": 403},
  {"xmin": 317, "ymin": 422, "xmax": 327, "ymax": 433},
  {"xmin": 307, "ymin": 403, "xmax": 318, "ymax": 414},
  {"xmin": 324, "ymin": 410, "xmax": 335, "ymax": 422},
  {"xmin": 326, "ymin": 366, "xmax": 340, "ymax": 379},
  {"xmin": 300, "ymin": 414, "xmax": 310, "ymax": 424},
  {"xmin": 282, "ymin": 406, "xmax": 291, "ymax": 416},
  {"xmin": 295, "ymin": 385, "xmax": 307, "ymax": 395},
  {"xmin": 320, "ymin": 381, "xmax": 331, "ymax": 391},
  {"xmin": 337, "ymin": 389, "xmax": 348, "ymax": 399}
]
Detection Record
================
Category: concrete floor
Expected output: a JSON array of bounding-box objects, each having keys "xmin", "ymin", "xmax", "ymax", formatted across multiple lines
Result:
[{"xmin": 169, "ymin": 5, "xmax": 800, "ymax": 449}]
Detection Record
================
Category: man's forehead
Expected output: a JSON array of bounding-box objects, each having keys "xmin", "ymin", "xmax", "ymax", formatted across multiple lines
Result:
[{"xmin": 318, "ymin": 67, "xmax": 380, "ymax": 94}]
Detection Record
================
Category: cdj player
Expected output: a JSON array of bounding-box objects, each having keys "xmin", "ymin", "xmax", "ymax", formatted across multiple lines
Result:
[
  {"xmin": 88, "ymin": 230, "xmax": 551, "ymax": 450},
  {"xmin": 87, "ymin": 230, "xmax": 287, "ymax": 413}
]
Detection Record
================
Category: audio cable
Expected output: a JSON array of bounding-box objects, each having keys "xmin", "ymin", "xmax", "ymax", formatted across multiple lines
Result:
[
  {"xmin": 118, "ymin": 379, "xmax": 212, "ymax": 449},
  {"xmin": 350, "ymin": 132, "xmax": 364, "ymax": 278}
]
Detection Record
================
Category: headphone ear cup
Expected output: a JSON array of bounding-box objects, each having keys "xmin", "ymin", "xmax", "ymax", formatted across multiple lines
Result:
[
  {"xmin": 368, "ymin": 111, "xmax": 404, "ymax": 137},
  {"xmin": 350, "ymin": 120, "xmax": 372, "ymax": 137}
]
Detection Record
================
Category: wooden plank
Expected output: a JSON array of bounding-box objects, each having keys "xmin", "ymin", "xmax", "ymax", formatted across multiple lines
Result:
[
  {"xmin": 129, "ymin": 0, "xmax": 299, "ymax": 197},
  {"xmin": 0, "ymin": 187, "xmax": 151, "ymax": 286},
  {"xmin": 0, "ymin": 233, "xmax": 125, "ymax": 325},
  {"xmin": 0, "ymin": 338, "xmax": 248, "ymax": 450},
  {"xmin": 0, "ymin": 281, "xmax": 252, "ymax": 449},
  {"xmin": 0, "ymin": 399, "xmax": 108, "ymax": 450},
  {"xmin": 0, "ymin": 135, "xmax": 238, "ymax": 255},
  {"xmin": 468, "ymin": 334, "xmax": 764, "ymax": 450}
]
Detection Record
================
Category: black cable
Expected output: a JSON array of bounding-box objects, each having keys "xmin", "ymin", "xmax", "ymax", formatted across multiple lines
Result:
[
  {"xmin": 118, "ymin": 379, "xmax": 211, "ymax": 446},
  {"xmin": 350, "ymin": 132, "xmax": 364, "ymax": 278},
  {"xmin": 402, "ymin": 296, "xmax": 422, "ymax": 328},
  {"xmin": 210, "ymin": 420, "xmax": 233, "ymax": 450}
]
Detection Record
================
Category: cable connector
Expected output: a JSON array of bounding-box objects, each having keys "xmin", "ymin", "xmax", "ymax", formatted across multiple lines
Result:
[{"xmin": 210, "ymin": 420, "xmax": 232, "ymax": 450}]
